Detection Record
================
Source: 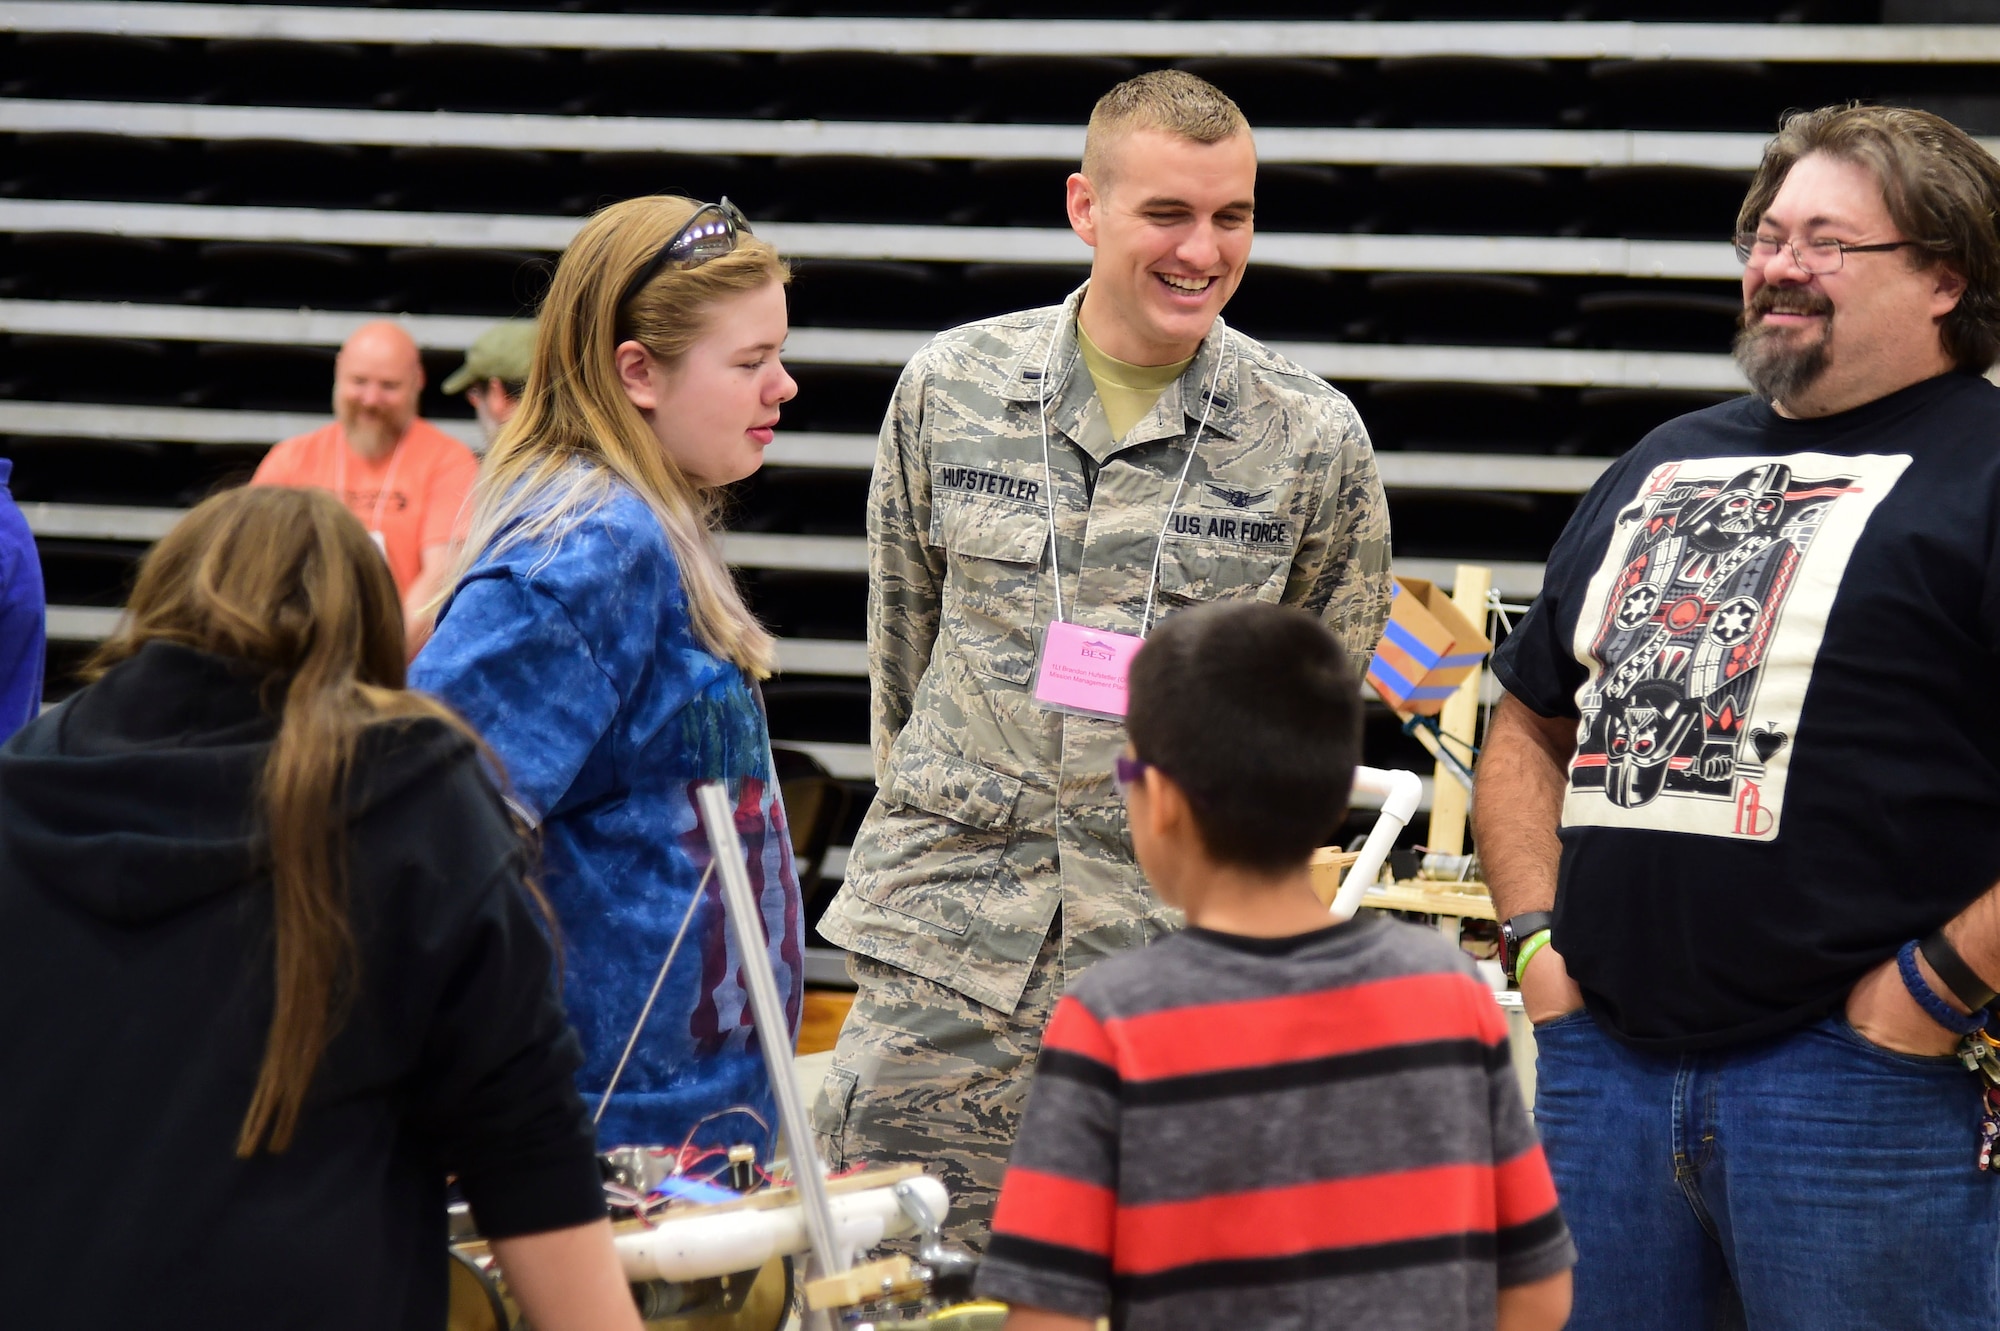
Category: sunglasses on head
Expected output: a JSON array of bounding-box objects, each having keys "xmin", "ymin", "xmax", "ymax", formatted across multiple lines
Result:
[{"xmin": 617, "ymin": 197, "xmax": 751, "ymax": 314}]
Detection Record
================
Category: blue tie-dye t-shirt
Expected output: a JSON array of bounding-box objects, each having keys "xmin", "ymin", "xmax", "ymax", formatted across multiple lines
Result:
[{"xmin": 413, "ymin": 483, "xmax": 802, "ymax": 1154}]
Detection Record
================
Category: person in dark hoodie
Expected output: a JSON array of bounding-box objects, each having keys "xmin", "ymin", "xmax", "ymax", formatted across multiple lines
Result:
[{"xmin": 0, "ymin": 485, "xmax": 644, "ymax": 1331}]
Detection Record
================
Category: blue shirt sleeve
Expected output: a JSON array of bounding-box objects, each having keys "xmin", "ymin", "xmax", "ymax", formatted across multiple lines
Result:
[
  {"xmin": 0, "ymin": 494, "xmax": 46, "ymax": 742},
  {"xmin": 412, "ymin": 571, "xmax": 620, "ymax": 824}
]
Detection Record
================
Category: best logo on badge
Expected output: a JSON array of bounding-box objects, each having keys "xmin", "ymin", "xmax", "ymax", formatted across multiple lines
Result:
[
  {"xmin": 1367, "ymin": 578, "xmax": 1492, "ymax": 716},
  {"xmin": 1033, "ymin": 621, "xmax": 1146, "ymax": 720}
]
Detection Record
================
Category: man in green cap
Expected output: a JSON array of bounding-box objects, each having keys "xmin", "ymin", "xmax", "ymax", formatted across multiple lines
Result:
[{"xmin": 443, "ymin": 320, "xmax": 537, "ymax": 455}]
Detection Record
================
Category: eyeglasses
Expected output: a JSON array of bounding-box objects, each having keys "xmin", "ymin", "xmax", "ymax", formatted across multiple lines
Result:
[
  {"xmin": 617, "ymin": 198, "xmax": 752, "ymax": 313},
  {"xmin": 1112, "ymin": 754, "xmax": 1151, "ymax": 798},
  {"xmin": 1732, "ymin": 232, "xmax": 1922, "ymax": 276}
]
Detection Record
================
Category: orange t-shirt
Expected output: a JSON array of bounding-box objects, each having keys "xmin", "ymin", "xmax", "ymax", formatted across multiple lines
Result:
[{"xmin": 251, "ymin": 419, "xmax": 479, "ymax": 595}]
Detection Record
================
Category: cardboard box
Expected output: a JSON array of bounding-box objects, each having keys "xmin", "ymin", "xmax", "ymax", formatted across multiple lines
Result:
[
  {"xmin": 1366, "ymin": 577, "xmax": 1493, "ymax": 717},
  {"xmin": 1308, "ymin": 847, "xmax": 1362, "ymax": 906}
]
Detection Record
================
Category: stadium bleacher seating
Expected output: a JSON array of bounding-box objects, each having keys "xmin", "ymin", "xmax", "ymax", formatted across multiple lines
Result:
[{"xmin": 6, "ymin": 0, "xmax": 2000, "ymax": 924}]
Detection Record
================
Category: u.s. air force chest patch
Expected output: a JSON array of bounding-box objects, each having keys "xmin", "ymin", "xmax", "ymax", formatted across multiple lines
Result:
[
  {"xmin": 1166, "ymin": 482, "xmax": 1292, "ymax": 548},
  {"xmin": 1166, "ymin": 510, "xmax": 1292, "ymax": 547}
]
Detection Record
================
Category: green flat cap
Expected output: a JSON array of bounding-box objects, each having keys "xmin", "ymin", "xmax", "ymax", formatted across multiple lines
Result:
[{"xmin": 442, "ymin": 320, "xmax": 538, "ymax": 395}]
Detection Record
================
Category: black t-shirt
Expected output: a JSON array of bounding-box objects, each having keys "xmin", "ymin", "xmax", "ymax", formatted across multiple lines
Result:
[{"xmin": 1492, "ymin": 371, "xmax": 2000, "ymax": 1051}]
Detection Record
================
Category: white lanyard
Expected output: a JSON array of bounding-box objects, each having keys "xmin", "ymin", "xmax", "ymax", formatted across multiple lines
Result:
[
  {"xmin": 1034, "ymin": 324, "xmax": 1227, "ymax": 636},
  {"xmin": 334, "ymin": 432, "xmax": 406, "ymax": 537}
]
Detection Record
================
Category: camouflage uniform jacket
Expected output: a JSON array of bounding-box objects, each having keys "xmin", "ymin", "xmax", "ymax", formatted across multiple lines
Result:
[{"xmin": 818, "ymin": 288, "xmax": 1393, "ymax": 1014}]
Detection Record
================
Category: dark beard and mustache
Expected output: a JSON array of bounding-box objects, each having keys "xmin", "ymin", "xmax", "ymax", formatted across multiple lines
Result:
[{"xmin": 1732, "ymin": 286, "xmax": 1835, "ymax": 405}]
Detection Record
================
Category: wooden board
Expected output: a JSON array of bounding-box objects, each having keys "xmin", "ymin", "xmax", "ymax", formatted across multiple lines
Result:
[
  {"xmin": 798, "ymin": 988, "xmax": 854, "ymax": 1055},
  {"xmin": 1307, "ymin": 846, "xmax": 1364, "ymax": 907},
  {"xmin": 1359, "ymin": 879, "xmax": 1496, "ymax": 920},
  {"xmin": 634, "ymin": 1163, "xmax": 928, "ymax": 1222},
  {"xmin": 1425, "ymin": 564, "xmax": 1492, "ymax": 856}
]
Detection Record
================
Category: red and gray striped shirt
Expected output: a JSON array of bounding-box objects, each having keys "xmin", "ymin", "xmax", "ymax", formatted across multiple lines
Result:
[{"xmin": 977, "ymin": 916, "xmax": 1573, "ymax": 1329}]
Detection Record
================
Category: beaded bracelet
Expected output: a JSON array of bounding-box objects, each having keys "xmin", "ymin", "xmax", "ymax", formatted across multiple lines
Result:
[
  {"xmin": 1897, "ymin": 939, "xmax": 1989, "ymax": 1036},
  {"xmin": 1513, "ymin": 929, "xmax": 1554, "ymax": 987}
]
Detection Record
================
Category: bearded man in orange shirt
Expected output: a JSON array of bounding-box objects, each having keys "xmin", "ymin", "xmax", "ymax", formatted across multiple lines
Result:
[{"xmin": 252, "ymin": 321, "xmax": 478, "ymax": 649}]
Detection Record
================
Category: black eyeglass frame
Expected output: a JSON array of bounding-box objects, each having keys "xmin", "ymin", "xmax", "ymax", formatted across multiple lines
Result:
[
  {"xmin": 1732, "ymin": 232, "xmax": 1925, "ymax": 275},
  {"xmin": 616, "ymin": 197, "xmax": 752, "ymax": 315}
]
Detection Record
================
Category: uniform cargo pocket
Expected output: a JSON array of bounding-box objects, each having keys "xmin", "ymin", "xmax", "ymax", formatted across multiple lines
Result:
[
  {"xmin": 933, "ymin": 495, "xmax": 1048, "ymax": 684},
  {"xmin": 850, "ymin": 749, "xmax": 1021, "ymax": 935},
  {"xmin": 811, "ymin": 1065, "xmax": 858, "ymax": 1142},
  {"xmin": 1157, "ymin": 536, "xmax": 1289, "ymax": 605}
]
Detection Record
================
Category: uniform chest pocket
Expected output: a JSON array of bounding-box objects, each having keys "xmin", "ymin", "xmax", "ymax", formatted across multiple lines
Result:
[
  {"xmin": 932, "ymin": 495, "xmax": 1049, "ymax": 683},
  {"xmin": 1157, "ymin": 534, "xmax": 1289, "ymax": 605}
]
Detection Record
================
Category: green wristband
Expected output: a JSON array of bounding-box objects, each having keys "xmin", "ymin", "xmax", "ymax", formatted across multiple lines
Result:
[{"xmin": 1513, "ymin": 929, "xmax": 1554, "ymax": 986}]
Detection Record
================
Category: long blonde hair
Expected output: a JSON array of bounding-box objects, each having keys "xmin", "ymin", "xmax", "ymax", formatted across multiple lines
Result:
[
  {"xmin": 453, "ymin": 195, "xmax": 788, "ymax": 676},
  {"xmin": 87, "ymin": 485, "xmax": 500, "ymax": 1156}
]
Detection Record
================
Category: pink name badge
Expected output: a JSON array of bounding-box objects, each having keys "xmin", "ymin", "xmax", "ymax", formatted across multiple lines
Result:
[{"xmin": 1032, "ymin": 621, "xmax": 1145, "ymax": 720}]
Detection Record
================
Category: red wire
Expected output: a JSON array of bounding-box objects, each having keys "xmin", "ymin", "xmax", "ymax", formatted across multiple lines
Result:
[{"xmin": 672, "ymin": 1147, "xmax": 727, "ymax": 1175}]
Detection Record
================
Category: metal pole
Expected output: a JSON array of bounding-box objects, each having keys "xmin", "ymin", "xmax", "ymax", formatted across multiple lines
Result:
[{"xmin": 693, "ymin": 781, "xmax": 848, "ymax": 1308}]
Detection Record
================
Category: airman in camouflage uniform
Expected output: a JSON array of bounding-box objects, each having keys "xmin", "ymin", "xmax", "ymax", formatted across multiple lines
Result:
[{"xmin": 811, "ymin": 73, "xmax": 1393, "ymax": 1247}]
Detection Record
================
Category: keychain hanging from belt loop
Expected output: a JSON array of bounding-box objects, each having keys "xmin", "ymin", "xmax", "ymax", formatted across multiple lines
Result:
[
  {"xmin": 1028, "ymin": 318, "xmax": 1228, "ymax": 723},
  {"xmin": 1956, "ymin": 1026, "xmax": 2000, "ymax": 1172}
]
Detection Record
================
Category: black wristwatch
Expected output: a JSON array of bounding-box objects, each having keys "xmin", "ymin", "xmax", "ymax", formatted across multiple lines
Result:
[
  {"xmin": 1499, "ymin": 911, "xmax": 1555, "ymax": 974},
  {"xmin": 1921, "ymin": 931, "xmax": 1999, "ymax": 1013}
]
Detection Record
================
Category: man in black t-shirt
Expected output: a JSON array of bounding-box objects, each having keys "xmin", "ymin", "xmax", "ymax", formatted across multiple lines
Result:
[{"xmin": 1477, "ymin": 105, "xmax": 2000, "ymax": 1330}]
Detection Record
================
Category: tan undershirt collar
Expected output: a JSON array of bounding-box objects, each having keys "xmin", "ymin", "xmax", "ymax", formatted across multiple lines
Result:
[{"xmin": 1077, "ymin": 321, "xmax": 1194, "ymax": 443}]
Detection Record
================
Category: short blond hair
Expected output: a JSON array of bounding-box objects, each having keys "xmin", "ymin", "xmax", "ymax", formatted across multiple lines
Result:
[{"xmin": 1082, "ymin": 69, "xmax": 1250, "ymax": 184}]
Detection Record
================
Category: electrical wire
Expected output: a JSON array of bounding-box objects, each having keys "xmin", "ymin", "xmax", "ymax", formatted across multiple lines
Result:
[{"xmin": 674, "ymin": 1104, "xmax": 770, "ymax": 1162}]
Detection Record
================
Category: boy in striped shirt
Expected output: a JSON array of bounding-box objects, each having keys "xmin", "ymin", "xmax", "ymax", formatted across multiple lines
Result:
[{"xmin": 976, "ymin": 602, "xmax": 1575, "ymax": 1331}]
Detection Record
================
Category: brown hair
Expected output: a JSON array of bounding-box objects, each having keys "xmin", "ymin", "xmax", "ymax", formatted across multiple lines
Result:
[
  {"xmin": 453, "ymin": 195, "xmax": 791, "ymax": 677},
  {"xmin": 1082, "ymin": 69, "xmax": 1250, "ymax": 185},
  {"xmin": 1738, "ymin": 103, "xmax": 2000, "ymax": 372},
  {"xmin": 88, "ymin": 485, "xmax": 499, "ymax": 1155}
]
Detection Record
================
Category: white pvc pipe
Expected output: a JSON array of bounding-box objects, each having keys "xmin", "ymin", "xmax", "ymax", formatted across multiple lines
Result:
[
  {"xmin": 615, "ymin": 1176, "xmax": 951, "ymax": 1285},
  {"xmin": 1329, "ymin": 765, "xmax": 1425, "ymax": 923}
]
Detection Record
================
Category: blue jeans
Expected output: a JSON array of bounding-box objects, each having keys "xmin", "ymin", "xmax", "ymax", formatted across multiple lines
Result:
[{"xmin": 1534, "ymin": 1007, "xmax": 2000, "ymax": 1331}]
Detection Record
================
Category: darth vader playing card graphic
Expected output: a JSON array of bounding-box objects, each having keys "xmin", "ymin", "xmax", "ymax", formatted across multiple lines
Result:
[{"xmin": 1563, "ymin": 451, "xmax": 1910, "ymax": 840}]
